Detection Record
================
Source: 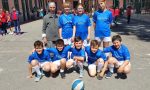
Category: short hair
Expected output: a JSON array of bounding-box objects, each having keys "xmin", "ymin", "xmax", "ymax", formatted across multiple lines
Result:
[
  {"xmin": 76, "ymin": 3, "xmax": 83, "ymax": 9},
  {"xmin": 63, "ymin": 2, "xmax": 70, "ymax": 8},
  {"xmin": 74, "ymin": 36, "xmax": 82, "ymax": 42},
  {"xmin": 34, "ymin": 40, "xmax": 43, "ymax": 48},
  {"xmin": 48, "ymin": 2, "xmax": 56, "ymax": 7},
  {"xmin": 98, "ymin": 0, "xmax": 106, "ymax": 2},
  {"xmin": 56, "ymin": 39, "xmax": 64, "ymax": 46},
  {"xmin": 90, "ymin": 40, "xmax": 99, "ymax": 47},
  {"xmin": 112, "ymin": 35, "xmax": 122, "ymax": 42}
]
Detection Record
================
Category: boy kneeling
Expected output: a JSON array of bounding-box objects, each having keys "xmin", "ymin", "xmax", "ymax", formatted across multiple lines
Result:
[
  {"xmin": 104, "ymin": 35, "xmax": 131, "ymax": 79},
  {"xmin": 27, "ymin": 40, "xmax": 51, "ymax": 82}
]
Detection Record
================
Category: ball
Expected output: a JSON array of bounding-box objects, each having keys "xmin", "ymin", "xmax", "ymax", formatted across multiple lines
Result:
[{"xmin": 72, "ymin": 79, "xmax": 84, "ymax": 90}]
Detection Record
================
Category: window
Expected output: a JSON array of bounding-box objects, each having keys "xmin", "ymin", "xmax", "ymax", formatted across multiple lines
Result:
[
  {"xmin": 2, "ymin": 0, "xmax": 9, "ymax": 11},
  {"xmin": 14, "ymin": 0, "xmax": 20, "ymax": 10}
]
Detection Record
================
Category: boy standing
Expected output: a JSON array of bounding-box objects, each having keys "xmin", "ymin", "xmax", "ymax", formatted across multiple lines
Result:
[
  {"xmin": 28, "ymin": 40, "xmax": 51, "ymax": 82},
  {"xmin": 66, "ymin": 37, "xmax": 85, "ymax": 78},
  {"xmin": 85, "ymin": 40, "xmax": 107, "ymax": 80},
  {"xmin": 104, "ymin": 35, "xmax": 131, "ymax": 79}
]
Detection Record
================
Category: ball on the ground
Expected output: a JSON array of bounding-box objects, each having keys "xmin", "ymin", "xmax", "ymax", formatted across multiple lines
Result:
[{"xmin": 72, "ymin": 79, "xmax": 84, "ymax": 90}]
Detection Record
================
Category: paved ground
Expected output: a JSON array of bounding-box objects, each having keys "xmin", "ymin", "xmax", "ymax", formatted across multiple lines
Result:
[{"xmin": 0, "ymin": 17, "xmax": 150, "ymax": 90}]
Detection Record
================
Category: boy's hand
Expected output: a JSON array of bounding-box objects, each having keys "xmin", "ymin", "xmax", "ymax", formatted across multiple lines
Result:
[
  {"xmin": 71, "ymin": 37, "xmax": 74, "ymax": 42},
  {"xmin": 87, "ymin": 35, "xmax": 90, "ymax": 41},
  {"xmin": 29, "ymin": 49, "xmax": 35, "ymax": 55},
  {"xmin": 27, "ymin": 74, "xmax": 34, "ymax": 79},
  {"xmin": 43, "ymin": 37, "xmax": 47, "ymax": 45}
]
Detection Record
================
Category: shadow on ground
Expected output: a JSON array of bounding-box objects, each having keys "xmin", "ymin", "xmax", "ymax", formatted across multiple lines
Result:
[{"xmin": 112, "ymin": 18, "xmax": 150, "ymax": 42}]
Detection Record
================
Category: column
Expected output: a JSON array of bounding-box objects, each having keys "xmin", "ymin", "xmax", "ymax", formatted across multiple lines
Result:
[{"xmin": 79, "ymin": 0, "xmax": 81, "ymax": 3}]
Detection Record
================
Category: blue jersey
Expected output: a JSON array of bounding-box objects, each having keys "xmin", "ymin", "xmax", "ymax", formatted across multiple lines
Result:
[
  {"xmin": 58, "ymin": 13, "xmax": 74, "ymax": 39},
  {"xmin": 46, "ymin": 45, "xmax": 71, "ymax": 61},
  {"xmin": 85, "ymin": 46, "xmax": 106, "ymax": 64},
  {"xmin": 28, "ymin": 49, "xmax": 51, "ymax": 63},
  {"xmin": 73, "ymin": 14, "xmax": 91, "ymax": 40},
  {"xmin": 70, "ymin": 47, "xmax": 85, "ymax": 59},
  {"xmin": 93, "ymin": 10, "xmax": 112, "ymax": 37},
  {"xmin": 103, "ymin": 44, "xmax": 130, "ymax": 61}
]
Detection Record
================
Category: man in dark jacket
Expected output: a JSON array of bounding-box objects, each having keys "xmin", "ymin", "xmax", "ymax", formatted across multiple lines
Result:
[{"xmin": 42, "ymin": 2, "xmax": 59, "ymax": 48}]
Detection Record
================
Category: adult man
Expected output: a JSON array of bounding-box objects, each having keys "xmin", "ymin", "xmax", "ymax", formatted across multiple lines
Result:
[{"xmin": 42, "ymin": 2, "xmax": 59, "ymax": 48}]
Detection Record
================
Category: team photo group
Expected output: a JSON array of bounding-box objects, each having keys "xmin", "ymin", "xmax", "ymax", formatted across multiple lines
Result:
[{"xmin": 27, "ymin": 0, "xmax": 131, "ymax": 82}]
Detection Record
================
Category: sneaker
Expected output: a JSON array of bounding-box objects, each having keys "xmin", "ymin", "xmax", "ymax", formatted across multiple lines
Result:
[
  {"xmin": 40, "ymin": 69, "xmax": 45, "ymax": 76},
  {"xmin": 115, "ymin": 73, "xmax": 121, "ymax": 79},
  {"xmin": 79, "ymin": 70, "xmax": 83, "ymax": 78},
  {"xmin": 120, "ymin": 73, "xmax": 127, "ymax": 79},
  {"xmin": 105, "ymin": 71, "xmax": 113, "ymax": 79},
  {"xmin": 34, "ymin": 74, "xmax": 42, "ymax": 82},
  {"xmin": 60, "ymin": 72, "xmax": 65, "ymax": 79}
]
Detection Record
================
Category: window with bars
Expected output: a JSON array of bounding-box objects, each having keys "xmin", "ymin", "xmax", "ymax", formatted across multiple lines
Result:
[
  {"xmin": 2, "ymin": 0, "xmax": 9, "ymax": 11},
  {"xmin": 14, "ymin": 0, "xmax": 20, "ymax": 10}
]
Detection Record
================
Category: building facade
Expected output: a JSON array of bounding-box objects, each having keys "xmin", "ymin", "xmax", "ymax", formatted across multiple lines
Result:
[{"xmin": 1, "ymin": 0, "xmax": 143, "ymax": 23}]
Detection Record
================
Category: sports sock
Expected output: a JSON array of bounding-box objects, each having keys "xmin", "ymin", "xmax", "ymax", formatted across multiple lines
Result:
[
  {"xmin": 34, "ymin": 65, "xmax": 42, "ymax": 75},
  {"xmin": 60, "ymin": 69, "xmax": 64, "ymax": 72},
  {"xmin": 108, "ymin": 64, "xmax": 114, "ymax": 73},
  {"xmin": 78, "ymin": 62, "xmax": 83, "ymax": 71},
  {"xmin": 97, "ymin": 62, "xmax": 103, "ymax": 73}
]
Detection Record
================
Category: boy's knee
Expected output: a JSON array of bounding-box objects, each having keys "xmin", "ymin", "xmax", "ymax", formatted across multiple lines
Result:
[
  {"xmin": 51, "ymin": 67, "xmax": 57, "ymax": 73},
  {"xmin": 60, "ymin": 58, "xmax": 66, "ymax": 64},
  {"xmin": 43, "ymin": 66, "xmax": 51, "ymax": 72},
  {"xmin": 108, "ymin": 57, "xmax": 115, "ymax": 64},
  {"xmin": 31, "ymin": 60, "xmax": 38, "ymax": 66}
]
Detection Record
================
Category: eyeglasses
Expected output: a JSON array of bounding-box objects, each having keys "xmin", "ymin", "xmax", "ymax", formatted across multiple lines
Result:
[
  {"xmin": 77, "ymin": 8, "xmax": 83, "ymax": 10},
  {"xmin": 50, "ymin": 7, "xmax": 55, "ymax": 9},
  {"xmin": 64, "ymin": 8, "xmax": 70, "ymax": 10}
]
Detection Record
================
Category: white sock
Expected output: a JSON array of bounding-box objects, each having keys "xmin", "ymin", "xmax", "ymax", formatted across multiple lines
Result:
[
  {"xmin": 108, "ymin": 64, "xmax": 114, "ymax": 73},
  {"xmin": 78, "ymin": 62, "xmax": 83, "ymax": 71},
  {"xmin": 60, "ymin": 69, "xmax": 64, "ymax": 72},
  {"xmin": 34, "ymin": 66, "xmax": 41, "ymax": 75},
  {"xmin": 97, "ymin": 62, "xmax": 103, "ymax": 73}
]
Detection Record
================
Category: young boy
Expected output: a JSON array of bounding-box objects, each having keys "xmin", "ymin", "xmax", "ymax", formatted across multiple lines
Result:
[
  {"xmin": 104, "ymin": 35, "xmax": 131, "ymax": 79},
  {"xmin": 66, "ymin": 37, "xmax": 85, "ymax": 78},
  {"xmin": 27, "ymin": 40, "xmax": 51, "ymax": 82},
  {"xmin": 85, "ymin": 40, "xmax": 107, "ymax": 80},
  {"xmin": 46, "ymin": 39, "xmax": 71, "ymax": 79}
]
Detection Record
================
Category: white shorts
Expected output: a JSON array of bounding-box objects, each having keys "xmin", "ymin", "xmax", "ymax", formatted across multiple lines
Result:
[
  {"xmin": 39, "ymin": 61, "xmax": 50, "ymax": 67},
  {"xmin": 88, "ymin": 64, "xmax": 96, "ymax": 71},
  {"xmin": 95, "ymin": 36, "xmax": 111, "ymax": 42},
  {"xmin": 115, "ymin": 61, "xmax": 126, "ymax": 68},
  {"xmin": 53, "ymin": 60, "xmax": 61, "ymax": 67},
  {"xmin": 63, "ymin": 38, "xmax": 72, "ymax": 45}
]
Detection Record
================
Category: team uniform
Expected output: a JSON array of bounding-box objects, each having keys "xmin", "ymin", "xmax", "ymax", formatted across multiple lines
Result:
[
  {"xmin": 103, "ymin": 44, "xmax": 130, "ymax": 67},
  {"xmin": 28, "ymin": 49, "xmax": 51, "ymax": 67},
  {"xmin": 46, "ymin": 45, "xmax": 71, "ymax": 69},
  {"xmin": 85, "ymin": 46, "xmax": 106, "ymax": 71},
  {"xmin": 93, "ymin": 10, "xmax": 112, "ymax": 42},
  {"xmin": 68, "ymin": 47, "xmax": 85, "ymax": 63},
  {"xmin": 73, "ymin": 14, "xmax": 91, "ymax": 46},
  {"xmin": 58, "ymin": 14, "xmax": 74, "ymax": 45}
]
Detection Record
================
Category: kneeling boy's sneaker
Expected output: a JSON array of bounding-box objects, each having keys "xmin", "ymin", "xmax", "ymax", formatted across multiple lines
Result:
[
  {"xmin": 105, "ymin": 71, "xmax": 113, "ymax": 79},
  {"xmin": 79, "ymin": 70, "xmax": 83, "ymax": 78},
  {"xmin": 34, "ymin": 74, "xmax": 42, "ymax": 82},
  {"xmin": 60, "ymin": 72, "xmax": 65, "ymax": 79}
]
